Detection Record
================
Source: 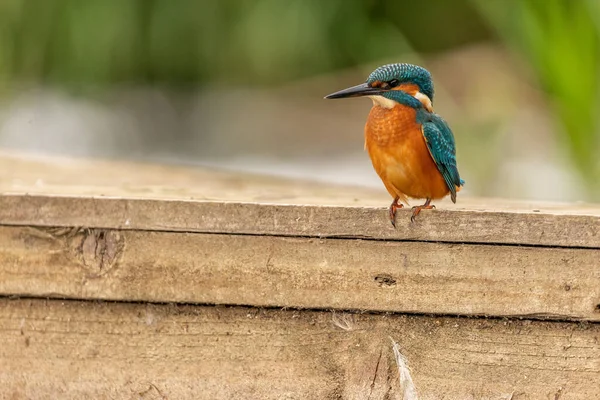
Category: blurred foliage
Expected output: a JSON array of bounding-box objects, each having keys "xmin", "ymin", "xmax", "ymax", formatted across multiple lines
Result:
[
  {"xmin": 474, "ymin": 0, "xmax": 600, "ymax": 197},
  {"xmin": 0, "ymin": 0, "xmax": 490, "ymax": 87},
  {"xmin": 0, "ymin": 0, "xmax": 599, "ymax": 197}
]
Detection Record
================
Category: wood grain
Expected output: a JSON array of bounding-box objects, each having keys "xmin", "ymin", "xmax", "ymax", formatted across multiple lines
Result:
[
  {"xmin": 2, "ymin": 153, "xmax": 599, "ymax": 399},
  {"xmin": 1, "ymin": 194, "xmax": 599, "ymax": 249},
  {"xmin": 2, "ymin": 226, "xmax": 599, "ymax": 320},
  {"xmin": 0, "ymin": 152, "xmax": 599, "ymax": 248},
  {"xmin": 1, "ymin": 298, "xmax": 599, "ymax": 399}
]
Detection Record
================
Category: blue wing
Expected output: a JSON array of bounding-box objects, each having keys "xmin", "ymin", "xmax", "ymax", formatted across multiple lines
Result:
[{"xmin": 421, "ymin": 114, "xmax": 464, "ymax": 203}]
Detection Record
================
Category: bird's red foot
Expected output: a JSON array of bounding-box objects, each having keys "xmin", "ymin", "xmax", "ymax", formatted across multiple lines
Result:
[
  {"xmin": 410, "ymin": 199, "xmax": 435, "ymax": 223},
  {"xmin": 389, "ymin": 197, "xmax": 403, "ymax": 228}
]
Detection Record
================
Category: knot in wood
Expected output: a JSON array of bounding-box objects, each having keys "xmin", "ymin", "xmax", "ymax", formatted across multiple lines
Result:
[
  {"xmin": 374, "ymin": 274, "xmax": 397, "ymax": 287},
  {"xmin": 77, "ymin": 229, "xmax": 123, "ymax": 277}
]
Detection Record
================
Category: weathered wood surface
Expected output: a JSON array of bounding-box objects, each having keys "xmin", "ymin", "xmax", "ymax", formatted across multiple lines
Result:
[
  {"xmin": 1, "ymin": 299, "xmax": 599, "ymax": 400},
  {"xmin": 2, "ymin": 226, "xmax": 599, "ymax": 321},
  {"xmin": 1, "ymin": 152, "xmax": 599, "ymax": 248},
  {"xmin": 1, "ymin": 154, "xmax": 600, "ymax": 398}
]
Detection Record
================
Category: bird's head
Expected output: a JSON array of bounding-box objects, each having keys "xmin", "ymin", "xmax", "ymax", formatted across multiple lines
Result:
[{"xmin": 325, "ymin": 63, "xmax": 434, "ymax": 111}]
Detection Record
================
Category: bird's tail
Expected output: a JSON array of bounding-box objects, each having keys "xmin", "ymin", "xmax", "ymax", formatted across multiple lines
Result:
[{"xmin": 455, "ymin": 179, "xmax": 465, "ymax": 195}]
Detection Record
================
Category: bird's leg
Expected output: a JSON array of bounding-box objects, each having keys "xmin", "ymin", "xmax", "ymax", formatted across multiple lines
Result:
[
  {"xmin": 411, "ymin": 198, "xmax": 436, "ymax": 223},
  {"xmin": 389, "ymin": 197, "xmax": 403, "ymax": 228}
]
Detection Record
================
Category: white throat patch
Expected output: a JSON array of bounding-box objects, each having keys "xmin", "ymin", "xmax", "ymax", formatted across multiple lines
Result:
[{"xmin": 368, "ymin": 95, "xmax": 396, "ymax": 109}]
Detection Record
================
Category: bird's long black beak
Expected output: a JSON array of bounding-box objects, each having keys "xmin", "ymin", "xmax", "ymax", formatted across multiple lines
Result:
[{"xmin": 324, "ymin": 83, "xmax": 384, "ymax": 99}]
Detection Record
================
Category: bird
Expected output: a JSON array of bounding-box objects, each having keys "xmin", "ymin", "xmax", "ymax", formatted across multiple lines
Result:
[{"xmin": 325, "ymin": 63, "xmax": 464, "ymax": 226}]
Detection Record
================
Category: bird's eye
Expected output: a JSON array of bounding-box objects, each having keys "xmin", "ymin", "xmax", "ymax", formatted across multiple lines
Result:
[{"xmin": 388, "ymin": 79, "xmax": 400, "ymax": 88}]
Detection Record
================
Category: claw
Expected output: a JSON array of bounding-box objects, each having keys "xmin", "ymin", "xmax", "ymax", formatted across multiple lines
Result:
[
  {"xmin": 410, "ymin": 199, "xmax": 435, "ymax": 223},
  {"xmin": 388, "ymin": 197, "xmax": 403, "ymax": 228}
]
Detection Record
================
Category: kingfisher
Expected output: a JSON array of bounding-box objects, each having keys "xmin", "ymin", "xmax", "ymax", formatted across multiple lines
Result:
[{"xmin": 325, "ymin": 63, "xmax": 464, "ymax": 226}]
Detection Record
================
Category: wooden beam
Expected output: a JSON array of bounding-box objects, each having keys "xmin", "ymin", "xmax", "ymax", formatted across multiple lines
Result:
[
  {"xmin": 2, "ymin": 226, "xmax": 599, "ymax": 321},
  {"xmin": 1, "ymin": 299, "xmax": 598, "ymax": 399},
  {"xmin": 1, "ymin": 194, "xmax": 600, "ymax": 248},
  {"xmin": 1, "ymin": 153, "xmax": 599, "ymax": 248}
]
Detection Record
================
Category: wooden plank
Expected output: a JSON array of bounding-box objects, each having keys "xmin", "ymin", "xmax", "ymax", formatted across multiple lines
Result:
[
  {"xmin": 0, "ymin": 152, "xmax": 599, "ymax": 248},
  {"xmin": 1, "ymin": 194, "xmax": 600, "ymax": 249},
  {"xmin": 0, "ymin": 151, "xmax": 386, "ymax": 206},
  {"xmin": 1, "ymin": 298, "xmax": 599, "ymax": 399},
  {"xmin": 3, "ymin": 151, "xmax": 600, "ymax": 213},
  {"xmin": 2, "ymin": 226, "xmax": 599, "ymax": 321}
]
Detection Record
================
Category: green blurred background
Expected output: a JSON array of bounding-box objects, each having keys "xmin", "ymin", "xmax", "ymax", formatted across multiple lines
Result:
[{"xmin": 0, "ymin": 0, "xmax": 599, "ymax": 201}]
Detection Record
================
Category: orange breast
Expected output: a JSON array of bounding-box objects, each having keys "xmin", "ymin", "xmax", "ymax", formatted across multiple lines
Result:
[{"xmin": 365, "ymin": 104, "xmax": 449, "ymax": 202}]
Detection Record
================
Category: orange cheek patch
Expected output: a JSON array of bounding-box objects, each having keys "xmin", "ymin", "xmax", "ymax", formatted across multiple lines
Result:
[
  {"xmin": 370, "ymin": 80, "xmax": 382, "ymax": 88},
  {"xmin": 392, "ymin": 83, "xmax": 420, "ymax": 96}
]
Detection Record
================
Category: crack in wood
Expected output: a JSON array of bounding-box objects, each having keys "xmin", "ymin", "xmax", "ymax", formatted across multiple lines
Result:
[{"xmin": 367, "ymin": 348, "xmax": 384, "ymax": 400}]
